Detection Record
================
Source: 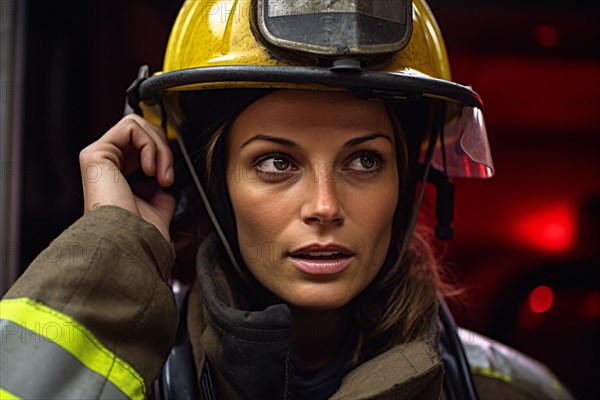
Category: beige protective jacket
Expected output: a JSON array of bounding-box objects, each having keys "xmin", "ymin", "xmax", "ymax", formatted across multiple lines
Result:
[{"xmin": 0, "ymin": 206, "xmax": 573, "ymax": 399}]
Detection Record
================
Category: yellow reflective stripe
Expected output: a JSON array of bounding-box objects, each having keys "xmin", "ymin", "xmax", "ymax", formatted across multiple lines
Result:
[
  {"xmin": 552, "ymin": 378, "xmax": 564, "ymax": 399},
  {"xmin": 0, "ymin": 298, "xmax": 145, "ymax": 400},
  {"xmin": 471, "ymin": 366, "xmax": 512, "ymax": 383},
  {"xmin": 0, "ymin": 387, "xmax": 21, "ymax": 399}
]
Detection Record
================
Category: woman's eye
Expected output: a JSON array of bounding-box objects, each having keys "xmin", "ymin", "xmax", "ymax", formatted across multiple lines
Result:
[
  {"xmin": 346, "ymin": 153, "xmax": 382, "ymax": 172},
  {"xmin": 255, "ymin": 155, "xmax": 294, "ymax": 173}
]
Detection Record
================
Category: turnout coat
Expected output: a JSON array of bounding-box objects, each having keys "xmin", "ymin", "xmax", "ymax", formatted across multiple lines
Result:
[{"xmin": 0, "ymin": 206, "xmax": 573, "ymax": 399}]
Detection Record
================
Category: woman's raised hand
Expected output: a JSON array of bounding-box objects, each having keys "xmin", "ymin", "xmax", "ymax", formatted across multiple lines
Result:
[{"xmin": 79, "ymin": 114, "xmax": 176, "ymax": 241}]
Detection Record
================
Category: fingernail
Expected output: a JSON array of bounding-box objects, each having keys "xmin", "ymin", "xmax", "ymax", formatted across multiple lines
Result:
[{"xmin": 165, "ymin": 167, "xmax": 174, "ymax": 183}]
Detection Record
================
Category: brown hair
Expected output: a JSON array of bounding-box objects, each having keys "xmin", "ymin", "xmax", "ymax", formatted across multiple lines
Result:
[
  {"xmin": 204, "ymin": 123, "xmax": 228, "ymax": 183},
  {"xmin": 351, "ymin": 225, "xmax": 459, "ymax": 365}
]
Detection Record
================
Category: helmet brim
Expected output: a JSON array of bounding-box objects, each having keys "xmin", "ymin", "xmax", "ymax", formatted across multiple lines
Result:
[
  {"xmin": 138, "ymin": 65, "xmax": 484, "ymax": 110},
  {"xmin": 136, "ymin": 65, "xmax": 493, "ymax": 179}
]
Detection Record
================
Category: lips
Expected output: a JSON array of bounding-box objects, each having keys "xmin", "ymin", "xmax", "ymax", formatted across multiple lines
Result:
[{"xmin": 288, "ymin": 243, "xmax": 354, "ymax": 275}]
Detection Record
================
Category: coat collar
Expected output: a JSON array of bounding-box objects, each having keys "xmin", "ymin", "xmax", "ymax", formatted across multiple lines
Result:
[{"xmin": 187, "ymin": 234, "xmax": 444, "ymax": 399}]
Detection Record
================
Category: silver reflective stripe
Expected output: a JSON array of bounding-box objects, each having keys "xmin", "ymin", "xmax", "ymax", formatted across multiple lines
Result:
[
  {"xmin": 459, "ymin": 328, "xmax": 575, "ymax": 400},
  {"xmin": 0, "ymin": 320, "xmax": 127, "ymax": 400}
]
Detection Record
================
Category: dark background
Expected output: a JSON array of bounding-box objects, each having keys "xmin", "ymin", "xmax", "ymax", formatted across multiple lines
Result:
[{"xmin": 12, "ymin": 0, "xmax": 600, "ymax": 398}]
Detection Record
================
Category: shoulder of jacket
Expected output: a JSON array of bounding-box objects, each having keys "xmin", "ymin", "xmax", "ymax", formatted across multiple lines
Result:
[{"xmin": 457, "ymin": 328, "xmax": 574, "ymax": 400}]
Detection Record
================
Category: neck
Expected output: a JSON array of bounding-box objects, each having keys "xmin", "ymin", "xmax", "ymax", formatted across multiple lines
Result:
[{"xmin": 290, "ymin": 306, "xmax": 352, "ymax": 370}]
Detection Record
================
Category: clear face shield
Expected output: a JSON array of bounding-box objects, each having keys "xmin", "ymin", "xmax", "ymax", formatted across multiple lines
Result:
[{"xmin": 425, "ymin": 104, "xmax": 494, "ymax": 179}]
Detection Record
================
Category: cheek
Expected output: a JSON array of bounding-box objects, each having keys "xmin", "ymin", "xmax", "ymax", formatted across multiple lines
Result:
[
  {"xmin": 347, "ymin": 178, "xmax": 399, "ymax": 270},
  {"xmin": 227, "ymin": 180, "xmax": 295, "ymax": 248},
  {"xmin": 362, "ymin": 190, "xmax": 398, "ymax": 222},
  {"xmin": 348, "ymin": 176, "xmax": 399, "ymax": 228}
]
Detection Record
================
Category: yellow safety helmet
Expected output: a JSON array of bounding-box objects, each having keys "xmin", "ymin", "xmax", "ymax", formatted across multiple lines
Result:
[{"xmin": 128, "ymin": 0, "xmax": 493, "ymax": 180}]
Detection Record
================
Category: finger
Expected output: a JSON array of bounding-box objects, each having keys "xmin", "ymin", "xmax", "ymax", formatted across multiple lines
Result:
[
  {"xmin": 133, "ymin": 117, "xmax": 174, "ymax": 187},
  {"xmin": 137, "ymin": 135, "xmax": 158, "ymax": 177},
  {"xmin": 102, "ymin": 115, "xmax": 159, "ymax": 177},
  {"xmin": 101, "ymin": 114, "xmax": 156, "ymax": 149}
]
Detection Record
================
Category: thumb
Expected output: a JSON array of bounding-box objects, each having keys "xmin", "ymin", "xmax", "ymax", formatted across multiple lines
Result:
[
  {"xmin": 152, "ymin": 190, "xmax": 177, "ymax": 226},
  {"xmin": 136, "ymin": 190, "xmax": 177, "ymax": 241}
]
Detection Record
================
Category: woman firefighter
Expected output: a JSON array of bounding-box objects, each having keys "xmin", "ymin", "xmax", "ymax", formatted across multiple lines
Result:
[{"xmin": 0, "ymin": 1, "xmax": 573, "ymax": 399}]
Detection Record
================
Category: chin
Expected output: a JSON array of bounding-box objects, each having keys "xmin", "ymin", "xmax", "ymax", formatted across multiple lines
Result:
[{"xmin": 282, "ymin": 285, "xmax": 357, "ymax": 311}]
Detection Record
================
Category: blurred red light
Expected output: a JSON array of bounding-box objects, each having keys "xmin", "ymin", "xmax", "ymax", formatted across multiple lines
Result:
[
  {"xmin": 515, "ymin": 205, "xmax": 577, "ymax": 253},
  {"xmin": 529, "ymin": 285, "xmax": 555, "ymax": 313},
  {"xmin": 582, "ymin": 291, "xmax": 600, "ymax": 318},
  {"xmin": 535, "ymin": 24, "xmax": 560, "ymax": 48}
]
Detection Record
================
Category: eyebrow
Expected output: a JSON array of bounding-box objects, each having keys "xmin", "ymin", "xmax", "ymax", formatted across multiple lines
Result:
[
  {"xmin": 240, "ymin": 132, "xmax": 392, "ymax": 149},
  {"xmin": 343, "ymin": 132, "xmax": 393, "ymax": 148},
  {"xmin": 240, "ymin": 134, "xmax": 300, "ymax": 149}
]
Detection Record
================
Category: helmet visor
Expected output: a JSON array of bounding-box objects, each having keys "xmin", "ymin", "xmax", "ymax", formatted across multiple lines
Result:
[{"xmin": 429, "ymin": 105, "xmax": 494, "ymax": 178}]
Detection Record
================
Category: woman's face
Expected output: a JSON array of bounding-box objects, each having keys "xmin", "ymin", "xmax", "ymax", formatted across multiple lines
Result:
[{"xmin": 226, "ymin": 90, "xmax": 399, "ymax": 310}]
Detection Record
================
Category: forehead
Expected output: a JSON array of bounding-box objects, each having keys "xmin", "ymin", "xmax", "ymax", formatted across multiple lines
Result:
[{"xmin": 230, "ymin": 89, "xmax": 393, "ymax": 135}]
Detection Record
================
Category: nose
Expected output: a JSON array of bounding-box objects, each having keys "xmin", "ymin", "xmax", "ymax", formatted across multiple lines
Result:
[{"xmin": 300, "ymin": 175, "xmax": 344, "ymax": 226}]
